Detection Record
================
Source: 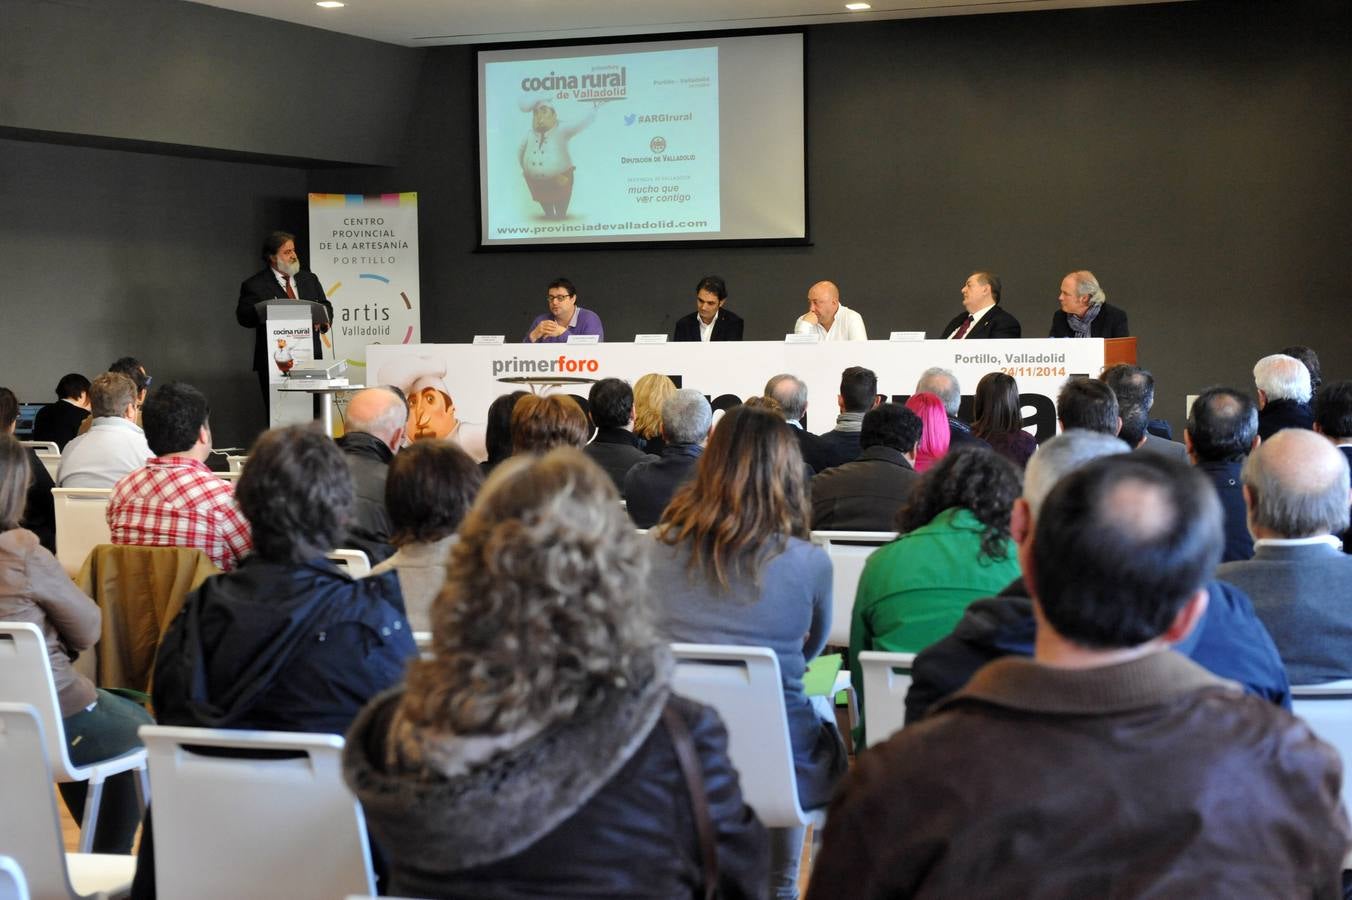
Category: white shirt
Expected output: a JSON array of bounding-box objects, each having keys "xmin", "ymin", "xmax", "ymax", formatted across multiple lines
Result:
[
  {"xmin": 699, "ymin": 312, "xmax": 718, "ymax": 342},
  {"xmin": 271, "ymin": 267, "xmax": 299, "ymax": 297},
  {"xmin": 947, "ymin": 302, "xmax": 996, "ymax": 339},
  {"xmin": 1252, "ymin": 535, "xmax": 1345, "ymax": 550},
  {"xmin": 56, "ymin": 417, "xmax": 153, "ymax": 489},
  {"xmin": 794, "ymin": 304, "xmax": 868, "ymax": 341}
]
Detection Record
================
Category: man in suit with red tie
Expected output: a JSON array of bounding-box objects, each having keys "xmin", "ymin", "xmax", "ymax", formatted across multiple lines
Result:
[
  {"xmin": 940, "ymin": 271, "xmax": 1022, "ymax": 340},
  {"xmin": 236, "ymin": 231, "xmax": 333, "ymax": 413}
]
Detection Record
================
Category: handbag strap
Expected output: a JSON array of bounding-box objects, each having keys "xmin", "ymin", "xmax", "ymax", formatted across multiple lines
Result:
[{"xmin": 663, "ymin": 702, "xmax": 718, "ymax": 900}]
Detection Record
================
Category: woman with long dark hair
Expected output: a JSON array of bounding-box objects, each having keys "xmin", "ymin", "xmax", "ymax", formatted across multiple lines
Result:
[
  {"xmin": 972, "ymin": 372, "xmax": 1038, "ymax": 468},
  {"xmin": 650, "ymin": 404, "xmax": 847, "ymax": 900}
]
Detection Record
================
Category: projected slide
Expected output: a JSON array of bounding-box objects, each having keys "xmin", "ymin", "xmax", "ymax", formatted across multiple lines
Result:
[{"xmin": 483, "ymin": 47, "xmax": 720, "ymax": 242}]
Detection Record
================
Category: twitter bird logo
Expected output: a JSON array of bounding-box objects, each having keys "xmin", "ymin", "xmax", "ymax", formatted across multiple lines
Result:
[{"xmin": 624, "ymin": 114, "xmax": 637, "ymax": 126}]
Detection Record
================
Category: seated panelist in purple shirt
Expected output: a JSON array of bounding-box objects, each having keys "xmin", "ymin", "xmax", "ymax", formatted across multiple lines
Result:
[{"xmin": 524, "ymin": 277, "xmax": 605, "ymax": 343}]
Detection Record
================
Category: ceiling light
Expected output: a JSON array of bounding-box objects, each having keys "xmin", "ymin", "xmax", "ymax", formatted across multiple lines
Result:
[
  {"xmin": 845, "ymin": 2, "xmax": 871, "ymax": 9},
  {"xmin": 316, "ymin": 1, "xmax": 344, "ymax": 8}
]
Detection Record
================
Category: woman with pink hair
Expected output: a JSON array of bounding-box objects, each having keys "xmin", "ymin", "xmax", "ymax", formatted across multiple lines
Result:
[{"xmin": 905, "ymin": 392, "xmax": 951, "ymax": 473}]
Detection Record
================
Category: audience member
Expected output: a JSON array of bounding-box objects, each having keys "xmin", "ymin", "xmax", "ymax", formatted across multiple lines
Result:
[
  {"xmin": 1049, "ymin": 269, "xmax": 1129, "ymax": 338},
  {"xmin": 815, "ymin": 366, "xmax": 880, "ymax": 470},
  {"xmin": 673, "ymin": 274, "xmax": 744, "ymax": 342},
  {"xmin": 971, "ymin": 372, "xmax": 1036, "ymax": 467},
  {"xmin": 624, "ymin": 389, "xmax": 712, "ymax": 528},
  {"xmin": 811, "ymin": 403, "xmax": 922, "ymax": 531},
  {"xmin": 632, "ymin": 372, "xmax": 677, "ymax": 456},
  {"xmin": 810, "ymin": 453, "xmax": 1348, "ymax": 899},
  {"xmin": 369, "ymin": 440, "xmax": 482, "ymax": 633},
  {"xmin": 1185, "ymin": 388, "xmax": 1259, "ymax": 562},
  {"xmin": 902, "ymin": 392, "xmax": 951, "ymax": 473},
  {"xmin": 915, "ymin": 367, "xmax": 990, "ymax": 451},
  {"xmin": 941, "ymin": 271, "xmax": 1021, "ymax": 339},
  {"xmin": 1313, "ymin": 379, "xmax": 1352, "ymax": 552},
  {"xmin": 765, "ymin": 373, "xmax": 831, "ymax": 472},
  {"xmin": 336, "ymin": 386, "xmax": 409, "ymax": 562},
  {"xmin": 584, "ymin": 378, "xmax": 657, "ymax": 492},
  {"xmin": 1279, "ymin": 344, "xmax": 1322, "ymax": 395},
  {"xmin": 343, "ymin": 448, "xmax": 767, "ymax": 899},
  {"xmin": 57, "ymin": 372, "xmax": 152, "ymax": 488},
  {"xmin": 650, "ymin": 405, "xmax": 845, "ymax": 899},
  {"xmin": 1100, "ymin": 364, "xmax": 1186, "ymax": 458},
  {"xmin": 480, "ymin": 390, "xmax": 527, "ymax": 475},
  {"xmin": 0, "ymin": 433, "xmax": 151, "ymax": 853},
  {"xmin": 31, "ymin": 372, "xmax": 91, "ymax": 449},
  {"xmin": 525, "ymin": 277, "xmax": 604, "ymax": 343},
  {"xmin": 1253, "ymin": 353, "xmax": 1314, "ymax": 440},
  {"xmin": 850, "ymin": 447, "xmax": 1021, "ymax": 744},
  {"xmin": 905, "ymin": 430, "xmax": 1292, "ymax": 724},
  {"xmin": 137, "ymin": 424, "xmax": 415, "ymax": 898},
  {"xmin": 511, "ymin": 394, "xmax": 589, "ymax": 454},
  {"xmin": 107, "ymin": 382, "xmax": 252, "ymax": 571},
  {"xmin": 795, "ymin": 280, "xmax": 867, "ymax": 341},
  {"xmin": 0, "ymin": 387, "xmax": 56, "ymax": 551},
  {"xmin": 1218, "ymin": 429, "xmax": 1352, "ymax": 683},
  {"xmin": 109, "ymin": 357, "xmax": 151, "ymax": 409},
  {"xmin": 1056, "ymin": 377, "xmax": 1120, "ymax": 434}
]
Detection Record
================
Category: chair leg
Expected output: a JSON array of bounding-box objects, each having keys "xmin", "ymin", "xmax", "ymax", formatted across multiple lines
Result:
[
  {"xmin": 135, "ymin": 765, "xmax": 150, "ymax": 815},
  {"xmin": 78, "ymin": 779, "xmax": 103, "ymax": 854}
]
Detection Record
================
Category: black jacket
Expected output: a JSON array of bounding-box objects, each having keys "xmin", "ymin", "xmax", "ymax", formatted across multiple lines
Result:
[
  {"xmin": 584, "ymin": 427, "xmax": 657, "ymax": 494},
  {"xmin": 22, "ymin": 448, "xmax": 55, "ymax": 554},
  {"xmin": 236, "ymin": 267, "xmax": 332, "ymax": 373},
  {"xmin": 672, "ymin": 308, "xmax": 744, "ymax": 342},
  {"xmin": 812, "ymin": 428, "xmax": 863, "ymax": 472},
  {"xmin": 1048, "ymin": 302, "xmax": 1130, "ymax": 338},
  {"xmin": 939, "ymin": 304, "xmax": 1022, "ymax": 340},
  {"xmin": 31, "ymin": 401, "xmax": 90, "ymax": 450},
  {"xmin": 810, "ymin": 446, "xmax": 920, "ymax": 531},
  {"xmin": 1197, "ymin": 459, "xmax": 1255, "ymax": 563},
  {"xmin": 624, "ymin": 443, "xmax": 702, "ymax": 528},
  {"xmin": 1257, "ymin": 397, "xmax": 1314, "ymax": 441},
  {"xmin": 336, "ymin": 431, "xmax": 396, "ymax": 562}
]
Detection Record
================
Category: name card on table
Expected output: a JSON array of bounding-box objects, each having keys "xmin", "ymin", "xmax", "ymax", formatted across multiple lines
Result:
[
  {"xmin": 890, "ymin": 331, "xmax": 926, "ymax": 342},
  {"xmin": 633, "ymin": 334, "xmax": 668, "ymax": 344},
  {"xmin": 567, "ymin": 334, "xmax": 600, "ymax": 345},
  {"xmin": 785, "ymin": 333, "xmax": 821, "ymax": 344},
  {"xmin": 472, "ymin": 335, "xmax": 505, "ymax": 345}
]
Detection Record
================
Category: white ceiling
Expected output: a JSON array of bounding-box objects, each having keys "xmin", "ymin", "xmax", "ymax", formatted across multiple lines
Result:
[{"xmin": 184, "ymin": 0, "xmax": 1186, "ymax": 47}]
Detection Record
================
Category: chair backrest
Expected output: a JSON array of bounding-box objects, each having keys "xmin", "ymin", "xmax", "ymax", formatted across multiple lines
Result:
[
  {"xmin": 1292, "ymin": 681, "xmax": 1352, "ymax": 811},
  {"xmin": 811, "ymin": 531, "xmax": 897, "ymax": 647},
  {"xmin": 138, "ymin": 725, "xmax": 375, "ymax": 900},
  {"xmin": 226, "ymin": 455, "xmax": 248, "ymax": 474},
  {"xmin": 20, "ymin": 442, "xmax": 60, "ymax": 482},
  {"xmin": 0, "ymin": 704, "xmax": 78, "ymax": 900},
  {"xmin": 327, "ymin": 548, "xmax": 372, "ymax": 577},
  {"xmin": 0, "ymin": 624, "xmax": 81, "ymax": 781},
  {"xmin": 216, "ymin": 470, "xmax": 242, "ymax": 482},
  {"xmin": 0, "ymin": 855, "xmax": 29, "ymax": 900},
  {"xmin": 50, "ymin": 487, "xmax": 113, "ymax": 578},
  {"xmin": 858, "ymin": 650, "xmax": 918, "ymax": 748},
  {"xmin": 669, "ymin": 643, "xmax": 811, "ymax": 827}
]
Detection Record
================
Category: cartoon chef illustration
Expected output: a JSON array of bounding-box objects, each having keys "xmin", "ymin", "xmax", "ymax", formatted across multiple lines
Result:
[{"xmin": 518, "ymin": 97, "xmax": 600, "ymax": 219}]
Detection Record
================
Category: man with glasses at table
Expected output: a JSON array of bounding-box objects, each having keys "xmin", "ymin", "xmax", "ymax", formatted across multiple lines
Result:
[{"xmin": 525, "ymin": 277, "xmax": 605, "ymax": 343}]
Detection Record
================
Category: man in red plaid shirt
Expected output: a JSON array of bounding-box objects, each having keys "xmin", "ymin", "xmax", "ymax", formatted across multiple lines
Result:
[{"xmin": 108, "ymin": 382, "xmax": 252, "ymax": 570}]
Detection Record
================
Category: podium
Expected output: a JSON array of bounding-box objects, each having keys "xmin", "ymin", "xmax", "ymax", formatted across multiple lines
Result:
[{"xmin": 254, "ymin": 300, "xmax": 330, "ymax": 429}]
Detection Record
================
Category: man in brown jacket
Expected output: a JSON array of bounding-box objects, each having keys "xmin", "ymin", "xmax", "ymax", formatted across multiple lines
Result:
[{"xmin": 808, "ymin": 454, "xmax": 1350, "ymax": 899}]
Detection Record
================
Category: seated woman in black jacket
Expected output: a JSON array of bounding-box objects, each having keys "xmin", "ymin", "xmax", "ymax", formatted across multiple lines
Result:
[{"xmin": 343, "ymin": 448, "xmax": 768, "ymax": 900}]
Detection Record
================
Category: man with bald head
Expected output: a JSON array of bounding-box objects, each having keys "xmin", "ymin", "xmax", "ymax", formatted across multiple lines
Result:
[
  {"xmin": 336, "ymin": 387, "xmax": 408, "ymax": 560},
  {"xmin": 940, "ymin": 271, "xmax": 1021, "ymax": 340},
  {"xmin": 1218, "ymin": 428, "xmax": 1352, "ymax": 683},
  {"xmin": 794, "ymin": 280, "xmax": 868, "ymax": 341}
]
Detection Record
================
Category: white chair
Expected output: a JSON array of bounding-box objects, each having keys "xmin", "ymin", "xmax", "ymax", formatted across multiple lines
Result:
[
  {"xmin": 0, "ymin": 623, "xmax": 148, "ymax": 855},
  {"xmin": 20, "ymin": 441, "xmax": 60, "ymax": 481},
  {"xmin": 226, "ymin": 455, "xmax": 248, "ymax": 474},
  {"xmin": 327, "ymin": 548, "xmax": 372, "ymax": 577},
  {"xmin": 0, "ymin": 703, "xmax": 138, "ymax": 899},
  {"xmin": 857, "ymin": 651, "xmax": 918, "ymax": 747},
  {"xmin": 216, "ymin": 469, "xmax": 242, "ymax": 482},
  {"xmin": 413, "ymin": 630, "xmax": 433, "ymax": 660},
  {"xmin": 50, "ymin": 488, "xmax": 113, "ymax": 578},
  {"xmin": 811, "ymin": 531, "xmax": 896, "ymax": 647},
  {"xmin": 0, "ymin": 855, "xmax": 28, "ymax": 900},
  {"xmin": 669, "ymin": 643, "xmax": 824, "ymax": 829},
  {"xmin": 138, "ymin": 725, "xmax": 376, "ymax": 900},
  {"xmin": 1291, "ymin": 681, "xmax": 1352, "ymax": 868}
]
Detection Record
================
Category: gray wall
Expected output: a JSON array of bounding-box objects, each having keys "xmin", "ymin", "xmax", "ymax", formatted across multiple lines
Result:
[{"xmin": 2, "ymin": 0, "xmax": 1348, "ymax": 447}]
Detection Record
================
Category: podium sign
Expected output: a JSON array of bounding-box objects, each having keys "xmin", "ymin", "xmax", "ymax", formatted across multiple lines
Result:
[{"xmin": 259, "ymin": 300, "xmax": 328, "ymax": 428}]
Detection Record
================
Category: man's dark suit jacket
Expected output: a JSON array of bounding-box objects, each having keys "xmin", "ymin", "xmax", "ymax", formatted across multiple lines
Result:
[
  {"xmin": 1048, "ymin": 302, "xmax": 1130, "ymax": 338},
  {"xmin": 939, "ymin": 304, "xmax": 1021, "ymax": 340},
  {"xmin": 22, "ymin": 448, "xmax": 55, "ymax": 553},
  {"xmin": 672, "ymin": 309, "xmax": 744, "ymax": 342},
  {"xmin": 947, "ymin": 419, "xmax": 990, "ymax": 452},
  {"xmin": 623, "ymin": 443, "xmax": 703, "ymax": 528},
  {"xmin": 585, "ymin": 427, "xmax": 656, "ymax": 494},
  {"xmin": 1197, "ymin": 459, "xmax": 1255, "ymax": 563},
  {"xmin": 792, "ymin": 425, "xmax": 832, "ymax": 474},
  {"xmin": 1257, "ymin": 398, "xmax": 1314, "ymax": 441},
  {"xmin": 810, "ymin": 446, "xmax": 920, "ymax": 531},
  {"xmin": 812, "ymin": 428, "xmax": 863, "ymax": 472},
  {"xmin": 30, "ymin": 401, "xmax": 89, "ymax": 450},
  {"xmin": 236, "ymin": 268, "xmax": 332, "ymax": 373}
]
